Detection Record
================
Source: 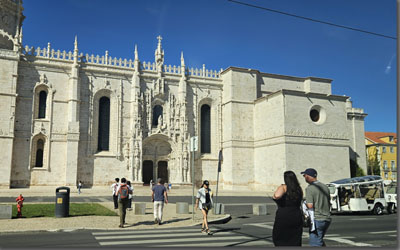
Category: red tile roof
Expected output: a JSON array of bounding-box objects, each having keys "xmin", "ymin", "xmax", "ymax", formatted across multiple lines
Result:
[{"xmin": 365, "ymin": 131, "xmax": 397, "ymax": 144}]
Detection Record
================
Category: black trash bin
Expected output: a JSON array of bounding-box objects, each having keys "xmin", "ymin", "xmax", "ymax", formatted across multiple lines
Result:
[{"xmin": 55, "ymin": 186, "xmax": 70, "ymax": 217}]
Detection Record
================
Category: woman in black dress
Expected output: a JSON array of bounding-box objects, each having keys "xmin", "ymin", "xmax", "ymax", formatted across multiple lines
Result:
[{"xmin": 272, "ymin": 170, "xmax": 303, "ymax": 246}]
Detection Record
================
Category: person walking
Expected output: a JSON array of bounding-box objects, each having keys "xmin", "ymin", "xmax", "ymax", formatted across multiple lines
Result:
[
  {"xmin": 272, "ymin": 171, "xmax": 303, "ymax": 246},
  {"xmin": 77, "ymin": 181, "xmax": 82, "ymax": 195},
  {"xmin": 195, "ymin": 180, "xmax": 213, "ymax": 235},
  {"xmin": 152, "ymin": 178, "xmax": 168, "ymax": 225},
  {"xmin": 127, "ymin": 180, "xmax": 134, "ymax": 211},
  {"xmin": 111, "ymin": 178, "xmax": 119, "ymax": 209},
  {"xmin": 116, "ymin": 177, "xmax": 130, "ymax": 228},
  {"xmin": 301, "ymin": 168, "xmax": 331, "ymax": 247}
]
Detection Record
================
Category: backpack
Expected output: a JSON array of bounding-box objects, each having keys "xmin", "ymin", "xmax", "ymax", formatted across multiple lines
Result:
[{"xmin": 118, "ymin": 184, "xmax": 129, "ymax": 200}]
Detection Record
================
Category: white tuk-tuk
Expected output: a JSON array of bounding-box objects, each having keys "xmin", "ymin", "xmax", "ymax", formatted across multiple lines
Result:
[
  {"xmin": 327, "ymin": 175, "xmax": 387, "ymax": 215},
  {"xmin": 384, "ymin": 180, "xmax": 397, "ymax": 214}
]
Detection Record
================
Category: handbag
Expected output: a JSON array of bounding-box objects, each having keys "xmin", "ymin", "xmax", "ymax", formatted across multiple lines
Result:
[
  {"xmin": 302, "ymin": 210, "xmax": 311, "ymax": 227},
  {"xmin": 301, "ymin": 200, "xmax": 311, "ymax": 228}
]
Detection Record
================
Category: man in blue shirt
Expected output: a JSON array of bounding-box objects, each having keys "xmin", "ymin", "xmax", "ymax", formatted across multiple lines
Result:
[{"xmin": 152, "ymin": 178, "xmax": 168, "ymax": 225}]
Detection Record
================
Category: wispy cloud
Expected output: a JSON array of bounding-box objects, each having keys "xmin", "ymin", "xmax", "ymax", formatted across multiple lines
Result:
[
  {"xmin": 145, "ymin": 2, "xmax": 169, "ymax": 37},
  {"xmin": 385, "ymin": 54, "xmax": 395, "ymax": 74}
]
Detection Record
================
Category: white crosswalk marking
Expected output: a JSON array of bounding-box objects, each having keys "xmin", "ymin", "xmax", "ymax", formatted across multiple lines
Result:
[
  {"xmin": 243, "ymin": 223, "xmax": 273, "ymax": 229},
  {"xmin": 98, "ymin": 235, "xmax": 252, "ymax": 246},
  {"xmin": 92, "ymin": 228, "xmax": 201, "ymax": 236},
  {"xmin": 369, "ymin": 230, "xmax": 397, "ymax": 234},
  {"xmin": 92, "ymin": 227, "xmax": 269, "ymax": 247},
  {"xmin": 95, "ymin": 231, "xmax": 234, "ymax": 240},
  {"xmin": 242, "ymin": 222, "xmax": 372, "ymax": 246},
  {"xmin": 324, "ymin": 237, "xmax": 373, "ymax": 247}
]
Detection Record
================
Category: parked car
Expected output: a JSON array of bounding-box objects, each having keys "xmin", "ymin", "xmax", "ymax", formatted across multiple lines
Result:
[
  {"xmin": 327, "ymin": 175, "xmax": 387, "ymax": 215},
  {"xmin": 384, "ymin": 181, "xmax": 397, "ymax": 214}
]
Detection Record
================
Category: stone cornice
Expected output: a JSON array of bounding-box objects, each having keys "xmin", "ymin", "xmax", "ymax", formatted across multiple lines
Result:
[
  {"xmin": 220, "ymin": 66, "xmax": 332, "ymax": 83},
  {"xmin": 0, "ymin": 48, "xmax": 19, "ymax": 60},
  {"xmin": 255, "ymin": 89, "xmax": 348, "ymax": 102}
]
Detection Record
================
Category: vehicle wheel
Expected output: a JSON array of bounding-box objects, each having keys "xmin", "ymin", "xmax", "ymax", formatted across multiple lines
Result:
[
  {"xmin": 373, "ymin": 204, "xmax": 384, "ymax": 215},
  {"xmin": 387, "ymin": 203, "xmax": 394, "ymax": 214}
]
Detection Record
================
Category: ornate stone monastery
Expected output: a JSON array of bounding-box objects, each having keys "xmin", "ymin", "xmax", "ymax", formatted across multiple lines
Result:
[{"xmin": 0, "ymin": 0, "xmax": 367, "ymax": 191}]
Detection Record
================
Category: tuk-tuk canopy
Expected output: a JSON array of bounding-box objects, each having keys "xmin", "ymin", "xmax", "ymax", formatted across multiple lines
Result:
[{"xmin": 330, "ymin": 175, "xmax": 382, "ymax": 185}]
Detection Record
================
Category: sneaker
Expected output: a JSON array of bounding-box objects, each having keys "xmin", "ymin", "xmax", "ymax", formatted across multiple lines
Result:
[
  {"xmin": 158, "ymin": 221, "xmax": 162, "ymax": 225},
  {"xmin": 154, "ymin": 219, "xmax": 158, "ymax": 224}
]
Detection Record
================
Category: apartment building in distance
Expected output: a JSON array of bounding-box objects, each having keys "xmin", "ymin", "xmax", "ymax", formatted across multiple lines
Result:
[{"xmin": 365, "ymin": 132, "xmax": 397, "ymax": 181}]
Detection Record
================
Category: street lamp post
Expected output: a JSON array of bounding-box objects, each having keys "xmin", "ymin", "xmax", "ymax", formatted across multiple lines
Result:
[{"xmin": 190, "ymin": 136, "xmax": 198, "ymax": 220}]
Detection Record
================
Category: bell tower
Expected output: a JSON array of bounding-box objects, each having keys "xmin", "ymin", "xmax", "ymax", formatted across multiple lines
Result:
[{"xmin": 0, "ymin": 0, "xmax": 24, "ymax": 50}]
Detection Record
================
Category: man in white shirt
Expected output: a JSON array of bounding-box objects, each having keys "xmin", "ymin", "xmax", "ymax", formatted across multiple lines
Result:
[{"xmin": 111, "ymin": 178, "xmax": 119, "ymax": 209}]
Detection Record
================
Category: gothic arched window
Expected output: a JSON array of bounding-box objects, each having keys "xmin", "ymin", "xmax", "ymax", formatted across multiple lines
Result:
[
  {"xmin": 152, "ymin": 105, "xmax": 163, "ymax": 127},
  {"xmin": 38, "ymin": 91, "xmax": 47, "ymax": 118},
  {"xmin": 35, "ymin": 139, "xmax": 44, "ymax": 167},
  {"xmin": 201, "ymin": 104, "xmax": 211, "ymax": 153},
  {"xmin": 98, "ymin": 96, "xmax": 110, "ymax": 151}
]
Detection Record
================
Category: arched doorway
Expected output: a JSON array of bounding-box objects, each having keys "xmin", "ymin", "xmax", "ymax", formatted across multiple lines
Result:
[
  {"xmin": 142, "ymin": 134, "xmax": 173, "ymax": 184},
  {"xmin": 157, "ymin": 161, "xmax": 168, "ymax": 183},
  {"xmin": 142, "ymin": 160, "xmax": 153, "ymax": 184}
]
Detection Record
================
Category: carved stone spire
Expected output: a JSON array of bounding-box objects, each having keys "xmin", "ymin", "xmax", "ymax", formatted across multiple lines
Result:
[
  {"xmin": 178, "ymin": 51, "xmax": 187, "ymax": 102},
  {"xmin": 73, "ymin": 36, "xmax": 78, "ymax": 65},
  {"xmin": 134, "ymin": 44, "xmax": 139, "ymax": 61},
  {"xmin": 18, "ymin": 27, "xmax": 23, "ymax": 45},
  {"xmin": 132, "ymin": 44, "xmax": 141, "ymax": 102},
  {"xmin": 180, "ymin": 51, "xmax": 186, "ymax": 77},
  {"xmin": 154, "ymin": 36, "xmax": 164, "ymax": 73},
  {"xmin": 181, "ymin": 51, "xmax": 185, "ymax": 67},
  {"xmin": 134, "ymin": 44, "xmax": 140, "ymax": 72}
]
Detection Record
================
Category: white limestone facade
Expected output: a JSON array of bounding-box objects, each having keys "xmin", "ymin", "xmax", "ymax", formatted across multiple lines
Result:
[{"xmin": 0, "ymin": 0, "xmax": 367, "ymax": 191}]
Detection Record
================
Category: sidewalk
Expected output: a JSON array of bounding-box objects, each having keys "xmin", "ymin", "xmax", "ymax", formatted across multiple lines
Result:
[
  {"xmin": 0, "ymin": 185, "xmax": 268, "ymax": 233},
  {"xmin": 0, "ymin": 201, "xmax": 231, "ymax": 233}
]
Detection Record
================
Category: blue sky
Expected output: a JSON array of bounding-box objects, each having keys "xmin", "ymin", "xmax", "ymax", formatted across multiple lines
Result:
[{"xmin": 22, "ymin": 0, "xmax": 397, "ymax": 133}]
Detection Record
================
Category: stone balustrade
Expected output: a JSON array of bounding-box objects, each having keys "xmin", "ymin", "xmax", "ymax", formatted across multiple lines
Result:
[{"xmin": 22, "ymin": 44, "xmax": 220, "ymax": 79}]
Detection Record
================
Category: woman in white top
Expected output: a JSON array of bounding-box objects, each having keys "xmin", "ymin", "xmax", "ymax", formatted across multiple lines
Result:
[{"xmin": 195, "ymin": 180, "xmax": 213, "ymax": 235}]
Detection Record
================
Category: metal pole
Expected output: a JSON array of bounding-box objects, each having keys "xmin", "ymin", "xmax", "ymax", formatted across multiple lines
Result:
[
  {"xmin": 192, "ymin": 150, "xmax": 195, "ymax": 220},
  {"xmin": 214, "ymin": 150, "xmax": 222, "ymax": 214},
  {"xmin": 215, "ymin": 171, "xmax": 219, "ymax": 214}
]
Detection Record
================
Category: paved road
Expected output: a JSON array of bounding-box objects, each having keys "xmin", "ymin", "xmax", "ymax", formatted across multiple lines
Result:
[
  {"xmin": 224, "ymin": 212, "xmax": 397, "ymax": 247},
  {"xmin": 0, "ymin": 213, "xmax": 396, "ymax": 247}
]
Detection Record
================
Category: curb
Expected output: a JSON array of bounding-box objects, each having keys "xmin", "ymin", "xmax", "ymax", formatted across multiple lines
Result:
[
  {"xmin": 190, "ymin": 214, "xmax": 232, "ymax": 226},
  {"xmin": 0, "ymin": 214, "xmax": 232, "ymax": 234}
]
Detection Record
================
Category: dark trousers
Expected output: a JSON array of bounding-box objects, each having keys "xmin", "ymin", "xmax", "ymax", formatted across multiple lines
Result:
[
  {"xmin": 128, "ymin": 198, "xmax": 132, "ymax": 209},
  {"xmin": 113, "ymin": 195, "xmax": 118, "ymax": 209},
  {"xmin": 118, "ymin": 199, "xmax": 129, "ymax": 225}
]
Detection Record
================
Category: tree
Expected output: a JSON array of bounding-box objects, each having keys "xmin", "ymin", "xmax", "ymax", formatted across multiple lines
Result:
[
  {"xmin": 367, "ymin": 148, "xmax": 380, "ymax": 176},
  {"xmin": 350, "ymin": 159, "xmax": 366, "ymax": 177}
]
